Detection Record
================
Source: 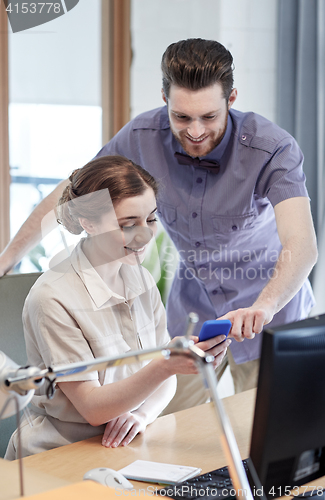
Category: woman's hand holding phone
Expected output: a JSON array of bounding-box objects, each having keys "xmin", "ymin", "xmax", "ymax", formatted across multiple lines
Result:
[
  {"xmin": 198, "ymin": 319, "xmax": 232, "ymax": 342},
  {"xmin": 196, "ymin": 320, "xmax": 232, "ymax": 367}
]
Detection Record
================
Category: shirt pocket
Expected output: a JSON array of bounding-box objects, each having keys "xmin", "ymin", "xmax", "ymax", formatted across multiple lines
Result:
[
  {"xmin": 90, "ymin": 332, "xmax": 131, "ymax": 358},
  {"xmin": 137, "ymin": 320, "xmax": 157, "ymax": 350},
  {"xmin": 157, "ymin": 202, "xmax": 179, "ymax": 247},
  {"xmin": 212, "ymin": 212, "xmax": 257, "ymax": 245},
  {"xmin": 98, "ymin": 333, "xmax": 133, "ymax": 385}
]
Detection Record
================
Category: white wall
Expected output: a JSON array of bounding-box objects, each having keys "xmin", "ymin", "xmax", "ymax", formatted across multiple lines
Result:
[
  {"xmin": 219, "ymin": 0, "xmax": 278, "ymax": 120},
  {"xmin": 130, "ymin": 0, "xmax": 278, "ymax": 122}
]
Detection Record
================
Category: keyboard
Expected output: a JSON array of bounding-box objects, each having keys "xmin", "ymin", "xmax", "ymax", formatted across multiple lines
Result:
[{"xmin": 158, "ymin": 459, "xmax": 249, "ymax": 499}]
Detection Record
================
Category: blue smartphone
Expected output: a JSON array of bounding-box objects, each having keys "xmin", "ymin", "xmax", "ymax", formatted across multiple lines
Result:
[{"xmin": 199, "ymin": 319, "xmax": 232, "ymax": 342}]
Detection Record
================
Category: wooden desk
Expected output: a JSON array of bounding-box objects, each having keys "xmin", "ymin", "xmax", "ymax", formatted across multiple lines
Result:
[
  {"xmin": 0, "ymin": 458, "xmax": 70, "ymax": 500},
  {"xmin": 10, "ymin": 388, "xmax": 325, "ymax": 498},
  {"xmin": 22, "ymin": 389, "xmax": 256, "ymax": 490}
]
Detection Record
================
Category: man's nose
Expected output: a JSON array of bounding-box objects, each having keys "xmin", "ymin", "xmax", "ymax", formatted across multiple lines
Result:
[{"xmin": 187, "ymin": 120, "xmax": 205, "ymax": 138}]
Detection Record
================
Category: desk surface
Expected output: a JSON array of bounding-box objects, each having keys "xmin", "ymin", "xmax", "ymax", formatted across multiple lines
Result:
[
  {"xmin": 19, "ymin": 388, "xmax": 325, "ymax": 497},
  {"xmin": 22, "ymin": 389, "xmax": 256, "ymax": 490},
  {"xmin": 0, "ymin": 457, "xmax": 70, "ymax": 500}
]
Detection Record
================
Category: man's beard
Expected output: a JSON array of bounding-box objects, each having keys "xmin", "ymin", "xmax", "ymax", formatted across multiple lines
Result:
[{"xmin": 171, "ymin": 111, "xmax": 229, "ymax": 158}]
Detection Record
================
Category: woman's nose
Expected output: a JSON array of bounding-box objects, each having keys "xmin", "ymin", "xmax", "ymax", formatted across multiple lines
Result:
[{"xmin": 133, "ymin": 226, "xmax": 153, "ymax": 245}]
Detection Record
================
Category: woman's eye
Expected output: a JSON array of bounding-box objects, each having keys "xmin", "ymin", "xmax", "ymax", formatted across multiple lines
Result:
[{"xmin": 120, "ymin": 218, "xmax": 157, "ymax": 230}]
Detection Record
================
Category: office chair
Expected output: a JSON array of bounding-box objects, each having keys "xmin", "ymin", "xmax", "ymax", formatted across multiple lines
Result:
[{"xmin": 0, "ymin": 272, "xmax": 42, "ymax": 458}]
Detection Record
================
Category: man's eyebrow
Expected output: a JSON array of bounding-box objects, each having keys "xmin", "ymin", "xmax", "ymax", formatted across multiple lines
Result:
[
  {"xmin": 117, "ymin": 207, "xmax": 157, "ymax": 222},
  {"xmin": 171, "ymin": 109, "xmax": 222, "ymax": 116},
  {"xmin": 171, "ymin": 109, "xmax": 189, "ymax": 116},
  {"xmin": 202, "ymin": 109, "xmax": 222, "ymax": 115}
]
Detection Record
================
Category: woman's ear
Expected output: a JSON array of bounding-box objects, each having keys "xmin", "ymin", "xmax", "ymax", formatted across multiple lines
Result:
[{"xmin": 79, "ymin": 217, "xmax": 96, "ymax": 235}]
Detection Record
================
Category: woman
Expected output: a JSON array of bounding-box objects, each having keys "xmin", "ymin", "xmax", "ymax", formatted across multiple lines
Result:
[{"xmin": 5, "ymin": 155, "xmax": 230, "ymax": 459}]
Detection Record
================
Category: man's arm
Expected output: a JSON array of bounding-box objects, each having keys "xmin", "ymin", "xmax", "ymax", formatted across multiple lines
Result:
[
  {"xmin": 0, "ymin": 179, "xmax": 69, "ymax": 277},
  {"xmin": 221, "ymin": 197, "xmax": 318, "ymax": 341}
]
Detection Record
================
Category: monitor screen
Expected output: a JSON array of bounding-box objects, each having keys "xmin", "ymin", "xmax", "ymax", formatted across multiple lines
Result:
[{"xmin": 249, "ymin": 314, "xmax": 325, "ymax": 498}]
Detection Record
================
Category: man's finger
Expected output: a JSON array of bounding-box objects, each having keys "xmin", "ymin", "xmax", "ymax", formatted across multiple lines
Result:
[
  {"xmin": 243, "ymin": 310, "xmax": 255, "ymax": 339},
  {"xmin": 253, "ymin": 310, "xmax": 267, "ymax": 334},
  {"xmin": 230, "ymin": 311, "xmax": 245, "ymax": 342}
]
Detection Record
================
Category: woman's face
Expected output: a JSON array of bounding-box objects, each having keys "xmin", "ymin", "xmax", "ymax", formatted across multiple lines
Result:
[{"xmin": 89, "ymin": 187, "xmax": 158, "ymax": 266}]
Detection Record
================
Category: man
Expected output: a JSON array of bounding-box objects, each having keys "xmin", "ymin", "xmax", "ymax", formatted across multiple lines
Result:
[{"xmin": 0, "ymin": 39, "xmax": 317, "ymax": 407}]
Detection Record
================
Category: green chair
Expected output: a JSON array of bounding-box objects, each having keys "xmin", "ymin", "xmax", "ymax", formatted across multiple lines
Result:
[{"xmin": 0, "ymin": 272, "xmax": 42, "ymax": 458}]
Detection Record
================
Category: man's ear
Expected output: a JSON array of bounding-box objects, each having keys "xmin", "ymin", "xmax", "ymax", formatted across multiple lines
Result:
[
  {"xmin": 161, "ymin": 88, "xmax": 167, "ymax": 104},
  {"xmin": 79, "ymin": 217, "xmax": 96, "ymax": 235},
  {"xmin": 228, "ymin": 88, "xmax": 238, "ymax": 110}
]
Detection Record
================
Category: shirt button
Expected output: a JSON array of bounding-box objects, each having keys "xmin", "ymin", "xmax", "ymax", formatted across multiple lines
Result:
[
  {"xmin": 212, "ymin": 289, "xmax": 218, "ymax": 295},
  {"xmin": 232, "ymin": 225, "xmax": 238, "ymax": 231},
  {"xmin": 195, "ymin": 241, "xmax": 201, "ymax": 247},
  {"xmin": 196, "ymin": 177, "xmax": 203, "ymax": 183},
  {"xmin": 192, "ymin": 212, "xmax": 198, "ymax": 218},
  {"xmin": 241, "ymin": 135, "xmax": 247, "ymax": 141}
]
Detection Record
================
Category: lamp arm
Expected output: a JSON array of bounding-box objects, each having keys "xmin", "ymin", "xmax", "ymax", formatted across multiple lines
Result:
[{"xmin": 3, "ymin": 338, "xmax": 183, "ymax": 392}]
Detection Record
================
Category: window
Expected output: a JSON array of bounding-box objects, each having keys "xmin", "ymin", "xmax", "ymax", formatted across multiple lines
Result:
[{"xmin": 8, "ymin": 0, "xmax": 102, "ymax": 272}]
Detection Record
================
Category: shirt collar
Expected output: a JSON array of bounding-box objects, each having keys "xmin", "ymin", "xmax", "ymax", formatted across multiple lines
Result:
[{"xmin": 70, "ymin": 242, "xmax": 145, "ymax": 309}]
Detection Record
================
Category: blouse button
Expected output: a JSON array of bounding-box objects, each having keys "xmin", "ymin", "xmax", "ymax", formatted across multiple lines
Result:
[
  {"xmin": 192, "ymin": 212, "xmax": 198, "ymax": 218},
  {"xmin": 232, "ymin": 225, "xmax": 238, "ymax": 231},
  {"xmin": 195, "ymin": 241, "xmax": 201, "ymax": 247}
]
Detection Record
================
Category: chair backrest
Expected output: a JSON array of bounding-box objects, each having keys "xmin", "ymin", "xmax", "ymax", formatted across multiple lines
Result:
[{"xmin": 0, "ymin": 272, "xmax": 42, "ymax": 458}]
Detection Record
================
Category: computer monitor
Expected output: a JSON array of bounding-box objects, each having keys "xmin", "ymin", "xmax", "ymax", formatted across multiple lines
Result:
[{"xmin": 249, "ymin": 314, "xmax": 325, "ymax": 498}]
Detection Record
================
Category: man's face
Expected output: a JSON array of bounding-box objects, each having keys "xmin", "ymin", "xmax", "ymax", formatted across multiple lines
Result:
[{"xmin": 163, "ymin": 83, "xmax": 237, "ymax": 158}]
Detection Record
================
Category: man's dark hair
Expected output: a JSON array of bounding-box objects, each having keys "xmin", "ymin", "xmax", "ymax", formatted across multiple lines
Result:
[{"xmin": 161, "ymin": 38, "xmax": 234, "ymax": 101}]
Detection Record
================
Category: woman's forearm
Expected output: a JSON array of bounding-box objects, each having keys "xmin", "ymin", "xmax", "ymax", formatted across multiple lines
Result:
[
  {"xmin": 133, "ymin": 376, "xmax": 177, "ymax": 425},
  {"xmin": 58, "ymin": 355, "xmax": 196, "ymax": 426}
]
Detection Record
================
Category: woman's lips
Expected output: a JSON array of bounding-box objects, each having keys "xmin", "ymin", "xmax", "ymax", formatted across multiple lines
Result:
[{"xmin": 124, "ymin": 245, "xmax": 146, "ymax": 256}]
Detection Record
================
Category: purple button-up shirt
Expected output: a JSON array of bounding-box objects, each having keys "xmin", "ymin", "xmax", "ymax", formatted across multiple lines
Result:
[{"xmin": 97, "ymin": 106, "xmax": 315, "ymax": 363}]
